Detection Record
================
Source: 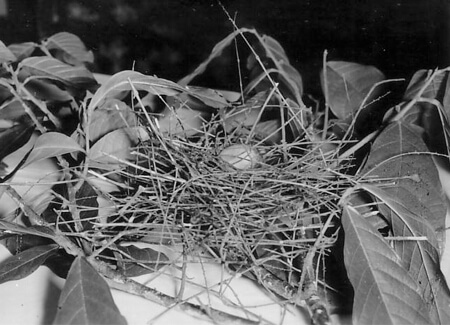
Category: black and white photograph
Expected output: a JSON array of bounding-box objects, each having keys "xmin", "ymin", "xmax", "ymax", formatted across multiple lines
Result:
[{"xmin": 0, "ymin": 1, "xmax": 449, "ymax": 324}]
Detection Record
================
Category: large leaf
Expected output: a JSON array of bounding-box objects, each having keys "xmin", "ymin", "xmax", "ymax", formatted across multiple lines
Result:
[
  {"xmin": 0, "ymin": 40, "xmax": 17, "ymax": 63},
  {"xmin": 342, "ymin": 205, "xmax": 431, "ymax": 325},
  {"xmin": 44, "ymin": 32, "xmax": 94, "ymax": 64},
  {"xmin": 361, "ymin": 184, "xmax": 450, "ymax": 324},
  {"xmin": 360, "ymin": 122, "xmax": 447, "ymax": 240},
  {"xmin": 322, "ymin": 61, "xmax": 385, "ymax": 120},
  {"xmin": 53, "ymin": 256, "xmax": 127, "ymax": 325},
  {"xmin": 19, "ymin": 56, "xmax": 96, "ymax": 88},
  {"xmin": 23, "ymin": 132, "xmax": 84, "ymax": 168},
  {"xmin": 0, "ymin": 244, "xmax": 59, "ymax": 284}
]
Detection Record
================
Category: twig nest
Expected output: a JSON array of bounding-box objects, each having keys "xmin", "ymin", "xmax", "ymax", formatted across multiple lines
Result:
[{"xmin": 219, "ymin": 144, "xmax": 262, "ymax": 170}]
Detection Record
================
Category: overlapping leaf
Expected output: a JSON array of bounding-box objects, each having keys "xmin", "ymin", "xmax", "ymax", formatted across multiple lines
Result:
[
  {"xmin": 342, "ymin": 205, "xmax": 431, "ymax": 325},
  {"xmin": 53, "ymin": 256, "xmax": 127, "ymax": 325}
]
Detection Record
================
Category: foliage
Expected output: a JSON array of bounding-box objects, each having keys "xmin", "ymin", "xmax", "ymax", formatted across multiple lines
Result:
[{"xmin": 0, "ymin": 26, "xmax": 449, "ymax": 325}]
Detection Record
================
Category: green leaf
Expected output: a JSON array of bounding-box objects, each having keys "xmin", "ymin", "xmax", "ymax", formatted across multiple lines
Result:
[
  {"xmin": 342, "ymin": 206, "xmax": 431, "ymax": 325},
  {"xmin": 360, "ymin": 184, "xmax": 450, "ymax": 324},
  {"xmin": 44, "ymin": 32, "xmax": 94, "ymax": 64},
  {"xmin": 0, "ymin": 244, "xmax": 59, "ymax": 284},
  {"xmin": 116, "ymin": 244, "xmax": 169, "ymax": 277},
  {"xmin": 361, "ymin": 122, "xmax": 447, "ymax": 239},
  {"xmin": 0, "ymin": 40, "xmax": 17, "ymax": 63},
  {"xmin": 7, "ymin": 42, "xmax": 37, "ymax": 61},
  {"xmin": 53, "ymin": 256, "xmax": 127, "ymax": 325},
  {"xmin": 321, "ymin": 61, "xmax": 385, "ymax": 120},
  {"xmin": 23, "ymin": 132, "xmax": 84, "ymax": 168},
  {"xmin": 19, "ymin": 56, "xmax": 96, "ymax": 88}
]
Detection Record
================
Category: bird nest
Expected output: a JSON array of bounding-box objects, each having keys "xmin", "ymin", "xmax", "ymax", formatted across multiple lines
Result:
[{"xmin": 85, "ymin": 98, "xmax": 353, "ymax": 317}]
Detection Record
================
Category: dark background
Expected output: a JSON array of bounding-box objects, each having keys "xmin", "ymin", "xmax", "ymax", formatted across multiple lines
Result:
[{"xmin": 0, "ymin": 0, "xmax": 447, "ymax": 94}]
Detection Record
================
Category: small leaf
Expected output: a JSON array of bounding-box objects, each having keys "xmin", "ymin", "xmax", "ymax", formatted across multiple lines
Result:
[
  {"xmin": 23, "ymin": 132, "xmax": 84, "ymax": 168},
  {"xmin": 74, "ymin": 181, "xmax": 99, "ymax": 231},
  {"xmin": 0, "ymin": 244, "xmax": 59, "ymax": 284},
  {"xmin": 53, "ymin": 256, "xmax": 127, "ymax": 325},
  {"xmin": 158, "ymin": 106, "xmax": 207, "ymax": 137},
  {"xmin": 0, "ymin": 123, "xmax": 35, "ymax": 162},
  {"xmin": 88, "ymin": 100, "xmax": 138, "ymax": 143},
  {"xmin": 19, "ymin": 56, "xmax": 97, "ymax": 88},
  {"xmin": 116, "ymin": 244, "xmax": 169, "ymax": 277},
  {"xmin": 8, "ymin": 42, "xmax": 37, "ymax": 61},
  {"xmin": 44, "ymin": 32, "xmax": 94, "ymax": 64},
  {"xmin": 261, "ymin": 35, "xmax": 289, "ymax": 64},
  {"xmin": 88, "ymin": 128, "xmax": 138, "ymax": 168},
  {"xmin": 0, "ymin": 40, "xmax": 17, "ymax": 63},
  {"xmin": 178, "ymin": 86, "xmax": 229, "ymax": 109},
  {"xmin": 342, "ymin": 206, "xmax": 431, "ymax": 325},
  {"xmin": 322, "ymin": 61, "xmax": 385, "ymax": 120},
  {"xmin": 0, "ymin": 98, "xmax": 29, "ymax": 121},
  {"xmin": 278, "ymin": 62, "xmax": 304, "ymax": 99},
  {"xmin": 222, "ymin": 91, "xmax": 268, "ymax": 132},
  {"xmin": 178, "ymin": 27, "xmax": 249, "ymax": 87},
  {"xmin": 0, "ymin": 221, "xmax": 56, "ymax": 240},
  {"xmin": 404, "ymin": 69, "xmax": 448, "ymax": 101}
]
